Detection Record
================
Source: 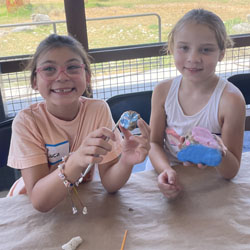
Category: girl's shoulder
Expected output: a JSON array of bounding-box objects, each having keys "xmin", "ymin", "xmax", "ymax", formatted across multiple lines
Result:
[
  {"xmin": 221, "ymin": 80, "xmax": 245, "ymax": 105},
  {"xmin": 80, "ymin": 96, "xmax": 108, "ymax": 109},
  {"xmin": 156, "ymin": 78, "xmax": 173, "ymax": 88},
  {"xmin": 80, "ymin": 96, "xmax": 105, "ymax": 103},
  {"xmin": 219, "ymin": 79, "xmax": 246, "ymax": 121},
  {"xmin": 79, "ymin": 97, "xmax": 110, "ymax": 116},
  {"xmin": 13, "ymin": 102, "xmax": 46, "ymax": 124},
  {"xmin": 153, "ymin": 78, "xmax": 174, "ymax": 99}
]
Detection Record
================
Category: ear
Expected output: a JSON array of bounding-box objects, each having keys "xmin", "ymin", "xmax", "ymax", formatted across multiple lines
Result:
[
  {"xmin": 32, "ymin": 77, "xmax": 38, "ymax": 90},
  {"xmin": 218, "ymin": 50, "xmax": 225, "ymax": 62},
  {"xmin": 85, "ymin": 72, "xmax": 91, "ymax": 84}
]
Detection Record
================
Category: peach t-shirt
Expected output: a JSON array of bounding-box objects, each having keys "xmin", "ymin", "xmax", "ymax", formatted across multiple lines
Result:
[{"xmin": 7, "ymin": 97, "xmax": 122, "ymax": 195}]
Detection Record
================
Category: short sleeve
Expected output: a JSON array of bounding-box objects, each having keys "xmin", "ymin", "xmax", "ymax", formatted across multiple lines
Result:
[{"xmin": 7, "ymin": 110, "xmax": 48, "ymax": 169}]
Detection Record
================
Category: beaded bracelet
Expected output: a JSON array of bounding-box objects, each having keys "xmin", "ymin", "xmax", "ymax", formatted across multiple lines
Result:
[
  {"xmin": 57, "ymin": 153, "xmax": 88, "ymax": 215},
  {"xmin": 58, "ymin": 154, "xmax": 74, "ymax": 188}
]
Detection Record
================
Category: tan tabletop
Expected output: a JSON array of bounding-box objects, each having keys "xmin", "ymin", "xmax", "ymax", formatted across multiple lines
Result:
[{"xmin": 1, "ymin": 152, "xmax": 250, "ymax": 250}]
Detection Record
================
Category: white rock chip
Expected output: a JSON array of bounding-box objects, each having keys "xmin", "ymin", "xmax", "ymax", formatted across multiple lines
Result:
[
  {"xmin": 62, "ymin": 236, "xmax": 83, "ymax": 250},
  {"xmin": 31, "ymin": 14, "xmax": 50, "ymax": 22}
]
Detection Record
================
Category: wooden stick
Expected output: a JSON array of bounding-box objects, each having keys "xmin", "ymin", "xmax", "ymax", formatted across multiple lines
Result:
[
  {"xmin": 82, "ymin": 119, "xmax": 120, "ymax": 178},
  {"xmin": 120, "ymin": 230, "xmax": 128, "ymax": 250}
]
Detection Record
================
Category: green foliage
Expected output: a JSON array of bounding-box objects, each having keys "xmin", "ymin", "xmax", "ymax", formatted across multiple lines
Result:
[
  {"xmin": 149, "ymin": 24, "xmax": 159, "ymax": 30},
  {"xmin": 0, "ymin": 3, "xmax": 33, "ymax": 20}
]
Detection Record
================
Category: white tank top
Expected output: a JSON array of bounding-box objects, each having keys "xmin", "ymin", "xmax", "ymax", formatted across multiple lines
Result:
[{"xmin": 164, "ymin": 75, "xmax": 227, "ymax": 165}]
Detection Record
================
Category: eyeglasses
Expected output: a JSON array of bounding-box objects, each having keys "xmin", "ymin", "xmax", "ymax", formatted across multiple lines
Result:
[{"xmin": 36, "ymin": 63, "xmax": 85, "ymax": 81}]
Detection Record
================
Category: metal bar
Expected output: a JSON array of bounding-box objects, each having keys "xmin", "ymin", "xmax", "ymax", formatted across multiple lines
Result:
[
  {"xmin": 0, "ymin": 13, "xmax": 162, "ymax": 43},
  {"xmin": 0, "ymin": 20, "xmax": 65, "ymax": 28},
  {"xmin": 86, "ymin": 13, "xmax": 161, "ymax": 42},
  {"xmin": 53, "ymin": 23, "xmax": 57, "ymax": 34},
  {"xmin": 86, "ymin": 13, "xmax": 161, "ymax": 43},
  {"xmin": 1, "ymin": 14, "xmax": 249, "ymax": 49}
]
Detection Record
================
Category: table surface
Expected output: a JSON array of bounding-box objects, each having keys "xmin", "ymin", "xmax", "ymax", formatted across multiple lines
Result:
[{"xmin": 1, "ymin": 153, "xmax": 250, "ymax": 250}]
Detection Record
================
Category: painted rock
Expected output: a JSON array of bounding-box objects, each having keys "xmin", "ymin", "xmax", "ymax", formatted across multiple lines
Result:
[{"xmin": 120, "ymin": 111, "xmax": 140, "ymax": 130}]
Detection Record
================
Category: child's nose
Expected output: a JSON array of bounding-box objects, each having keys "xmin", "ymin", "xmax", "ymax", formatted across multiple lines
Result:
[
  {"xmin": 56, "ymin": 69, "xmax": 70, "ymax": 80},
  {"xmin": 187, "ymin": 50, "xmax": 201, "ymax": 62}
]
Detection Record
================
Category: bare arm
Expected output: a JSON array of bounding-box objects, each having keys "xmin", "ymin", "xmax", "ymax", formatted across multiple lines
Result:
[
  {"xmin": 22, "ymin": 127, "xmax": 119, "ymax": 212},
  {"xmin": 22, "ymin": 120, "xmax": 150, "ymax": 211},
  {"xmin": 149, "ymin": 80, "xmax": 182, "ymax": 198},
  {"xmin": 149, "ymin": 80, "xmax": 173, "ymax": 174},
  {"xmin": 99, "ymin": 118, "xmax": 151, "ymax": 192},
  {"xmin": 216, "ymin": 83, "xmax": 246, "ymax": 179},
  {"xmin": 22, "ymin": 163, "xmax": 69, "ymax": 212}
]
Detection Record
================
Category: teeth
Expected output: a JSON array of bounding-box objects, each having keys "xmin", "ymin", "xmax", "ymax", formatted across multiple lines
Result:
[{"xmin": 53, "ymin": 89, "xmax": 72, "ymax": 93}]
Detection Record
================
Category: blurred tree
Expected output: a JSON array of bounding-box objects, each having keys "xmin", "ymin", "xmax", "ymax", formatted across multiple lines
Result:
[{"xmin": 6, "ymin": 0, "xmax": 24, "ymax": 12}]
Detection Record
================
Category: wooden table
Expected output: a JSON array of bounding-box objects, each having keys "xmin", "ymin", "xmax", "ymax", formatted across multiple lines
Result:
[{"xmin": 1, "ymin": 153, "xmax": 250, "ymax": 250}]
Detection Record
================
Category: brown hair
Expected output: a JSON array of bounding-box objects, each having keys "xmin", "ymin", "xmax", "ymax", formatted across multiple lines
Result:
[
  {"xmin": 27, "ymin": 34, "xmax": 93, "ymax": 97},
  {"xmin": 167, "ymin": 9, "xmax": 234, "ymax": 54}
]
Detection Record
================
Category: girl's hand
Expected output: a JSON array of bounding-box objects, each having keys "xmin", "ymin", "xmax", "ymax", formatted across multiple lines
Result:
[
  {"xmin": 74, "ymin": 127, "xmax": 116, "ymax": 168},
  {"xmin": 180, "ymin": 134, "xmax": 227, "ymax": 169},
  {"xmin": 183, "ymin": 161, "xmax": 207, "ymax": 169},
  {"xmin": 119, "ymin": 118, "xmax": 151, "ymax": 166},
  {"xmin": 158, "ymin": 169, "xmax": 182, "ymax": 199},
  {"xmin": 213, "ymin": 134, "xmax": 228, "ymax": 157}
]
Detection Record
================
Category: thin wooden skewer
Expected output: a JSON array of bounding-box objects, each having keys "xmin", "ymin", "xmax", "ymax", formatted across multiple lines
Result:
[
  {"xmin": 67, "ymin": 189, "xmax": 77, "ymax": 214},
  {"xmin": 120, "ymin": 230, "xmax": 128, "ymax": 250},
  {"xmin": 73, "ymin": 186, "xmax": 88, "ymax": 215},
  {"xmin": 81, "ymin": 119, "xmax": 120, "ymax": 178}
]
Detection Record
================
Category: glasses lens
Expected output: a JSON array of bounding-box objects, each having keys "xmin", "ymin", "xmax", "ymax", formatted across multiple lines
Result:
[
  {"xmin": 66, "ymin": 64, "xmax": 83, "ymax": 75},
  {"xmin": 39, "ymin": 65, "xmax": 57, "ymax": 80}
]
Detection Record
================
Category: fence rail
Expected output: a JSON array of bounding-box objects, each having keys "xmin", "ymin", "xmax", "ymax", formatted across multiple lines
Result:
[{"xmin": 0, "ymin": 12, "xmax": 162, "ymax": 57}]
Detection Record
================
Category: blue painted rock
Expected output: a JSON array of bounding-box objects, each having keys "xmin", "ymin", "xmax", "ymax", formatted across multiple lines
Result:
[
  {"xmin": 120, "ymin": 111, "xmax": 140, "ymax": 130},
  {"xmin": 177, "ymin": 144, "xmax": 222, "ymax": 167}
]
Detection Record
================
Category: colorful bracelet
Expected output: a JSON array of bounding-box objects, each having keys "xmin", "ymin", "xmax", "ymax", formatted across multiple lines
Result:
[
  {"xmin": 58, "ymin": 154, "xmax": 74, "ymax": 188},
  {"xmin": 57, "ymin": 153, "xmax": 88, "ymax": 215}
]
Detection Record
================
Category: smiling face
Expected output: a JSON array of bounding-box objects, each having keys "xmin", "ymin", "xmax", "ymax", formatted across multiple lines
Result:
[
  {"xmin": 33, "ymin": 47, "xmax": 88, "ymax": 113},
  {"xmin": 173, "ymin": 22, "xmax": 225, "ymax": 83}
]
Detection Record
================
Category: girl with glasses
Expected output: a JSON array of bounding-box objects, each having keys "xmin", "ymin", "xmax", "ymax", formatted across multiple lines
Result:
[{"xmin": 7, "ymin": 34, "xmax": 150, "ymax": 213}]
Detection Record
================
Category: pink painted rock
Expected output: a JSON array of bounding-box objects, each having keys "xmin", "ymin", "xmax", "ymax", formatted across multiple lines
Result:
[
  {"xmin": 177, "ymin": 127, "xmax": 222, "ymax": 167},
  {"xmin": 191, "ymin": 127, "xmax": 219, "ymax": 149}
]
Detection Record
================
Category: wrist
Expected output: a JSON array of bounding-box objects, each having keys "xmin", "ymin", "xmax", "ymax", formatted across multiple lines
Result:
[
  {"xmin": 118, "ymin": 155, "xmax": 134, "ymax": 169},
  {"xmin": 160, "ymin": 165, "xmax": 173, "ymax": 173},
  {"xmin": 221, "ymin": 145, "xmax": 228, "ymax": 158},
  {"xmin": 60, "ymin": 153, "xmax": 86, "ymax": 184}
]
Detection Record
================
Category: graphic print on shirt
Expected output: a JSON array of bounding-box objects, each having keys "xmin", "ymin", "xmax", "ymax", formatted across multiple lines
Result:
[
  {"xmin": 165, "ymin": 127, "xmax": 182, "ymax": 155},
  {"xmin": 45, "ymin": 141, "xmax": 69, "ymax": 165}
]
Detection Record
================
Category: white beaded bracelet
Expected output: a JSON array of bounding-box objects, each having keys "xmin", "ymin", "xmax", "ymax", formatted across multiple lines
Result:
[
  {"xmin": 57, "ymin": 153, "xmax": 88, "ymax": 215},
  {"xmin": 58, "ymin": 154, "xmax": 74, "ymax": 188}
]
